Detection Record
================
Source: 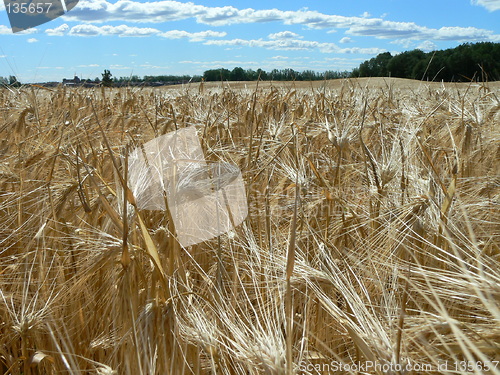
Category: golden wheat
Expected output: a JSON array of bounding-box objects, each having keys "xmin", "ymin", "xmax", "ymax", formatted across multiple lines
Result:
[{"xmin": 0, "ymin": 78, "xmax": 499, "ymax": 374}]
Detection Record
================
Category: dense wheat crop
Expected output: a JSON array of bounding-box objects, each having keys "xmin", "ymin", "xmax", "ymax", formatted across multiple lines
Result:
[{"xmin": 0, "ymin": 78, "xmax": 499, "ymax": 374}]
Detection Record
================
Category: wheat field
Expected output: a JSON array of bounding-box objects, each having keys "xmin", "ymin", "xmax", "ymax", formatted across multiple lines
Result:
[{"xmin": 0, "ymin": 78, "xmax": 499, "ymax": 374}]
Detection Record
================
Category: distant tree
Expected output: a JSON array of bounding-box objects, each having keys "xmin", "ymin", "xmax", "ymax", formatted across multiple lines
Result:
[
  {"xmin": 283, "ymin": 68, "xmax": 298, "ymax": 80},
  {"xmin": 269, "ymin": 69, "xmax": 282, "ymax": 80},
  {"xmin": 121, "ymin": 75, "xmax": 141, "ymax": 82},
  {"xmin": 203, "ymin": 68, "xmax": 231, "ymax": 81},
  {"xmin": 387, "ymin": 49, "xmax": 426, "ymax": 79},
  {"xmin": 101, "ymin": 69, "xmax": 114, "ymax": 87},
  {"xmin": 245, "ymin": 69, "xmax": 258, "ymax": 81},
  {"xmin": 9, "ymin": 75, "xmax": 20, "ymax": 87},
  {"xmin": 356, "ymin": 52, "xmax": 392, "ymax": 77},
  {"xmin": 301, "ymin": 70, "xmax": 318, "ymax": 80},
  {"xmin": 230, "ymin": 67, "xmax": 247, "ymax": 81},
  {"xmin": 354, "ymin": 42, "xmax": 500, "ymax": 82},
  {"xmin": 256, "ymin": 68, "xmax": 268, "ymax": 80}
]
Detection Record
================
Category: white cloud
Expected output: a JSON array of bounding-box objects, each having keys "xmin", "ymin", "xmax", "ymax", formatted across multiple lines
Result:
[
  {"xmin": 417, "ymin": 40, "xmax": 437, "ymax": 52},
  {"xmin": 139, "ymin": 63, "xmax": 170, "ymax": 69},
  {"xmin": 61, "ymin": 1, "xmax": 500, "ymax": 43},
  {"xmin": 0, "ymin": 25, "xmax": 12, "ymax": 35},
  {"xmin": 159, "ymin": 30, "xmax": 226, "ymax": 41},
  {"xmin": 347, "ymin": 19, "xmax": 427, "ymax": 39},
  {"xmin": 68, "ymin": 24, "xmax": 160, "ymax": 37},
  {"xmin": 204, "ymin": 38, "xmax": 322, "ymax": 51},
  {"xmin": 109, "ymin": 64, "xmax": 131, "ymax": 69},
  {"xmin": 337, "ymin": 46, "xmax": 387, "ymax": 55},
  {"xmin": 0, "ymin": 25, "xmax": 37, "ymax": 35},
  {"xmin": 68, "ymin": 24, "xmax": 99, "ymax": 36},
  {"xmin": 433, "ymin": 26, "xmax": 493, "ymax": 41},
  {"xmin": 471, "ymin": 0, "xmax": 500, "ymax": 11},
  {"xmin": 48, "ymin": 23, "xmax": 224, "ymax": 40},
  {"xmin": 339, "ymin": 37, "xmax": 353, "ymax": 44},
  {"xmin": 390, "ymin": 39, "xmax": 415, "ymax": 49},
  {"xmin": 268, "ymin": 31, "xmax": 302, "ymax": 40},
  {"xmin": 14, "ymin": 28, "xmax": 37, "ymax": 35},
  {"xmin": 46, "ymin": 24, "xmax": 70, "ymax": 36},
  {"xmin": 27, "ymin": 38, "xmax": 38, "ymax": 43},
  {"xmin": 347, "ymin": 19, "xmax": 497, "ymax": 43},
  {"xmin": 63, "ymin": 0, "xmax": 206, "ymax": 23},
  {"xmin": 179, "ymin": 60, "xmax": 258, "ymax": 67},
  {"xmin": 204, "ymin": 37, "xmax": 385, "ymax": 55}
]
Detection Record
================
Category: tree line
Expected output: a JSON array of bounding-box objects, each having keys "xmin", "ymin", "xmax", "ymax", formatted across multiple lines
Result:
[
  {"xmin": 200, "ymin": 68, "xmax": 349, "ymax": 82},
  {"xmin": 113, "ymin": 68, "xmax": 349, "ymax": 84},
  {"xmin": 352, "ymin": 42, "xmax": 500, "ymax": 81},
  {"xmin": 2, "ymin": 42, "xmax": 499, "ymax": 87},
  {"xmin": 114, "ymin": 42, "xmax": 500, "ymax": 84}
]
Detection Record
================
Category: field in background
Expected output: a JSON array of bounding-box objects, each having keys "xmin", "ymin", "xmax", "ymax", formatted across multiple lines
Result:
[
  {"xmin": 169, "ymin": 77, "xmax": 500, "ymax": 91},
  {"xmin": 0, "ymin": 78, "xmax": 499, "ymax": 374}
]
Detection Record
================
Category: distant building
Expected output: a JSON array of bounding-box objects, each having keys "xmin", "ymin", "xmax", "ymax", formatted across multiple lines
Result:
[{"xmin": 62, "ymin": 75, "xmax": 81, "ymax": 86}]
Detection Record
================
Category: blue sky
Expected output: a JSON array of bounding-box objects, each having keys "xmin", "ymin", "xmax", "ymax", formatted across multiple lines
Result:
[{"xmin": 1, "ymin": 0, "xmax": 500, "ymax": 82}]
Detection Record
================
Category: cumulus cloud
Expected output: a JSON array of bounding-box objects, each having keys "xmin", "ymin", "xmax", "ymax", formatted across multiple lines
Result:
[
  {"xmin": 347, "ymin": 19, "xmax": 498, "ymax": 43},
  {"xmin": 0, "ymin": 25, "xmax": 12, "ymax": 35},
  {"xmin": 471, "ymin": 0, "xmax": 500, "ymax": 11},
  {"xmin": 159, "ymin": 30, "xmax": 226, "ymax": 41},
  {"xmin": 390, "ymin": 39, "xmax": 415, "ymax": 49},
  {"xmin": 45, "ymin": 23, "xmax": 226, "ymax": 40},
  {"xmin": 109, "ymin": 64, "xmax": 131, "ymax": 69},
  {"xmin": 179, "ymin": 60, "xmax": 259, "ymax": 68},
  {"xmin": 337, "ymin": 46, "xmax": 387, "ymax": 55},
  {"xmin": 68, "ymin": 24, "xmax": 160, "ymax": 37},
  {"xmin": 46, "ymin": 24, "xmax": 70, "ymax": 36},
  {"xmin": 27, "ymin": 38, "xmax": 38, "ymax": 43},
  {"xmin": 61, "ymin": 0, "xmax": 500, "ymax": 43},
  {"xmin": 347, "ymin": 19, "xmax": 428, "ymax": 39},
  {"xmin": 204, "ymin": 37, "xmax": 385, "ymax": 55},
  {"xmin": 339, "ymin": 37, "xmax": 353, "ymax": 43},
  {"xmin": 433, "ymin": 26, "xmax": 493, "ymax": 41},
  {"xmin": 63, "ymin": 0, "xmax": 206, "ymax": 23},
  {"xmin": 204, "ymin": 38, "xmax": 321, "ymax": 51},
  {"xmin": 268, "ymin": 31, "xmax": 302, "ymax": 40},
  {"xmin": 417, "ymin": 40, "xmax": 437, "ymax": 52},
  {"xmin": 0, "ymin": 25, "xmax": 37, "ymax": 34}
]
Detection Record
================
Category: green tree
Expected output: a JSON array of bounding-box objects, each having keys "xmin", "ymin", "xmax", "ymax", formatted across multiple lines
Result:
[
  {"xmin": 101, "ymin": 69, "xmax": 114, "ymax": 87},
  {"xmin": 230, "ymin": 67, "xmax": 247, "ymax": 81},
  {"xmin": 203, "ymin": 68, "xmax": 231, "ymax": 81},
  {"xmin": 387, "ymin": 49, "xmax": 426, "ymax": 79},
  {"xmin": 256, "ymin": 68, "xmax": 268, "ymax": 80},
  {"xmin": 354, "ymin": 42, "xmax": 500, "ymax": 82},
  {"xmin": 9, "ymin": 75, "xmax": 20, "ymax": 87},
  {"xmin": 357, "ymin": 52, "xmax": 392, "ymax": 77}
]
